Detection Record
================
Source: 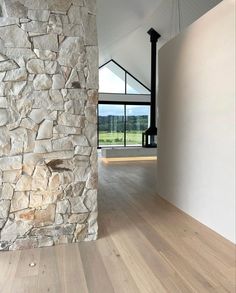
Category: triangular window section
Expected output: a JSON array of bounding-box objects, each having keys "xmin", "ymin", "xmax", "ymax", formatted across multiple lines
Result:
[{"xmin": 99, "ymin": 60, "xmax": 150, "ymax": 95}]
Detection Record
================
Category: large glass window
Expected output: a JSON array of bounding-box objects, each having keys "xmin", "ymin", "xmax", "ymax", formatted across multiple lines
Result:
[
  {"xmin": 126, "ymin": 105, "xmax": 150, "ymax": 146},
  {"xmin": 98, "ymin": 104, "xmax": 150, "ymax": 147},
  {"xmin": 98, "ymin": 104, "xmax": 125, "ymax": 146},
  {"xmin": 99, "ymin": 60, "xmax": 150, "ymax": 95},
  {"xmin": 99, "ymin": 62, "xmax": 126, "ymax": 94}
]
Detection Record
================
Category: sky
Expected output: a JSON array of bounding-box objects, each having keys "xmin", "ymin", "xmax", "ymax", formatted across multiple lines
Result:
[{"xmin": 99, "ymin": 104, "xmax": 150, "ymax": 116}]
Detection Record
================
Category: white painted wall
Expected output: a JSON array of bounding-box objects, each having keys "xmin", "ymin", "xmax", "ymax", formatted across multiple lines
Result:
[{"xmin": 157, "ymin": 0, "xmax": 235, "ymax": 243}]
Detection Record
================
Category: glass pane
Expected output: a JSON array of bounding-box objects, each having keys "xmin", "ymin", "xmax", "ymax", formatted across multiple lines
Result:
[
  {"xmin": 126, "ymin": 74, "xmax": 150, "ymax": 95},
  {"xmin": 99, "ymin": 62, "xmax": 125, "ymax": 93},
  {"xmin": 98, "ymin": 104, "xmax": 125, "ymax": 146},
  {"xmin": 126, "ymin": 105, "xmax": 150, "ymax": 146}
]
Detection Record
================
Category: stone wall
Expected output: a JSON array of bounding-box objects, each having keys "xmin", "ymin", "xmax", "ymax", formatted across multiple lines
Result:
[{"xmin": 0, "ymin": 0, "xmax": 98, "ymax": 250}]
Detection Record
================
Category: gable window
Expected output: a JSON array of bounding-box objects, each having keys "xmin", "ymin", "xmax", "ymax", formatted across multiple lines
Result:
[{"xmin": 98, "ymin": 60, "xmax": 150, "ymax": 147}]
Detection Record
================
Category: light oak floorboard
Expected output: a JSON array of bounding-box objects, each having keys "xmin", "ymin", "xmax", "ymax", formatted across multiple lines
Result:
[{"xmin": 0, "ymin": 160, "xmax": 235, "ymax": 293}]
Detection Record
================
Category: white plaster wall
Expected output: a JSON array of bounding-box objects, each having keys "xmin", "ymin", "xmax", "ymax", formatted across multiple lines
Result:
[{"xmin": 157, "ymin": 0, "xmax": 235, "ymax": 243}]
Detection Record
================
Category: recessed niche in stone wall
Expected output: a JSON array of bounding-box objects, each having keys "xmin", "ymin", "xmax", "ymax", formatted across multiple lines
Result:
[{"xmin": 0, "ymin": 0, "xmax": 98, "ymax": 251}]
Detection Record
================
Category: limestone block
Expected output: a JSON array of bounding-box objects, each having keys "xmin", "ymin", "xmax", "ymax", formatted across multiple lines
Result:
[
  {"xmin": 32, "ymin": 34, "xmax": 59, "ymax": 52},
  {"xmin": 74, "ymin": 146, "xmax": 92, "ymax": 156},
  {"xmin": 4, "ymin": 68, "xmax": 28, "ymax": 81},
  {"xmin": 58, "ymin": 37, "xmax": 84, "ymax": 67},
  {"xmin": 72, "ymin": 0, "xmax": 84, "ymax": 6},
  {"xmin": 11, "ymin": 191, "xmax": 29, "ymax": 212},
  {"xmin": 5, "ymin": 81, "xmax": 27, "ymax": 96},
  {"xmin": 58, "ymin": 113, "xmax": 84, "ymax": 128},
  {"xmin": 27, "ymin": 59, "xmax": 45, "ymax": 74},
  {"xmin": 28, "ymin": 10, "xmax": 50, "ymax": 22},
  {"xmin": 14, "ymin": 208, "xmax": 35, "ymax": 221},
  {"xmin": 84, "ymin": 189, "xmax": 97, "ymax": 212},
  {"xmin": 29, "ymin": 108, "xmax": 50, "ymax": 123},
  {"xmin": 84, "ymin": 13, "xmax": 97, "ymax": 46},
  {"xmin": 73, "ymin": 223, "xmax": 87, "ymax": 241},
  {"xmin": 9, "ymin": 238, "xmax": 38, "ymax": 250},
  {"xmin": 56, "ymin": 200, "xmax": 70, "ymax": 214},
  {"xmin": 33, "ymin": 74, "xmax": 52, "ymax": 90},
  {"xmin": 64, "ymin": 99, "xmax": 85, "ymax": 115},
  {"xmin": 0, "ymin": 126, "xmax": 10, "ymax": 156},
  {"xmin": 38, "ymin": 236, "xmax": 54, "ymax": 247},
  {"xmin": 47, "ymin": 14, "xmax": 63, "ymax": 35},
  {"xmin": 63, "ymin": 24, "xmax": 82, "ymax": 37},
  {"xmin": 0, "ymin": 200, "xmax": 10, "ymax": 218},
  {"xmin": 69, "ymin": 196, "xmax": 88, "ymax": 214},
  {"xmin": 65, "ymin": 68, "xmax": 80, "ymax": 88},
  {"xmin": 48, "ymin": 90, "xmax": 64, "ymax": 110},
  {"xmin": 20, "ymin": 118, "xmax": 38, "ymax": 131},
  {"xmin": 87, "ymin": 89, "xmax": 98, "ymax": 105},
  {"xmin": 0, "ymin": 156, "xmax": 22, "ymax": 171},
  {"xmin": 68, "ymin": 213, "xmax": 88, "ymax": 224},
  {"xmin": 0, "ymin": 219, "xmax": 32, "ymax": 242},
  {"xmin": 1, "ymin": 183, "xmax": 14, "ymax": 200},
  {"xmin": 29, "ymin": 192, "xmax": 43, "ymax": 208},
  {"xmin": 55, "ymin": 214, "xmax": 64, "ymax": 225},
  {"xmin": 30, "ymin": 224, "xmax": 75, "ymax": 237},
  {"xmin": 34, "ymin": 204, "xmax": 56, "ymax": 227},
  {"xmin": 85, "ymin": 106, "xmax": 97, "ymax": 123},
  {"xmin": 24, "ymin": 0, "xmax": 49, "ymax": 10},
  {"xmin": 24, "ymin": 129, "xmax": 36, "ymax": 153},
  {"xmin": 34, "ymin": 49, "xmax": 57, "ymax": 61},
  {"xmin": 85, "ymin": 0, "xmax": 96, "ymax": 14},
  {"xmin": 86, "ymin": 46, "xmax": 98, "ymax": 89},
  {"xmin": 15, "ymin": 175, "xmax": 32, "ymax": 192},
  {"xmin": 84, "ymin": 121, "xmax": 97, "ymax": 146},
  {"xmin": 32, "ymin": 164, "xmax": 51, "ymax": 191},
  {"xmin": 5, "ymin": 48, "xmax": 36, "ymax": 62},
  {"xmin": 86, "ymin": 211, "xmax": 98, "ymax": 238},
  {"xmin": 71, "ymin": 135, "xmax": 89, "ymax": 147},
  {"xmin": 2, "ymin": 0, "xmax": 28, "ymax": 18},
  {"xmin": 34, "ymin": 140, "xmax": 52, "ymax": 153},
  {"xmin": 0, "ymin": 83, "xmax": 5, "ymax": 96},
  {"xmin": 0, "ymin": 72, "xmax": 6, "ymax": 82},
  {"xmin": 2, "ymin": 170, "xmax": 21, "ymax": 184},
  {"xmin": 0, "ymin": 60, "xmax": 18, "ymax": 72},
  {"xmin": 9, "ymin": 128, "xmax": 27, "ymax": 155},
  {"xmin": 0, "ymin": 25, "xmax": 31, "ymax": 48},
  {"xmin": 53, "ymin": 125, "xmax": 81, "ymax": 135},
  {"xmin": 74, "ymin": 165, "xmax": 90, "ymax": 182},
  {"xmin": 52, "ymin": 74, "xmax": 65, "ymax": 90},
  {"xmin": 0, "ymin": 17, "xmax": 19, "ymax": 27},
  {"xmin": 21, "ymin": 21, "xmax": 47, "ymax": 34},
  {"xmin": 31, "ymin": 91, "xmax": 52, "ymax": 109},
  {"xmin": 52, "ymin": 137, "xmax": 73, "ymax": 151},
  {"xmin": 68, "ymin": 5, "xmax": 81, "ymax": 24},
  {"xmin": 37, "ymin": 120, "xmax": 53, "ymax": 140},
  {"xmin": 45, "ymin": 61, "xmax": 59, "ymax": 74},
  {"xmin": 48, "ymin": 0, "xmax": 72, "ymax": 12}
]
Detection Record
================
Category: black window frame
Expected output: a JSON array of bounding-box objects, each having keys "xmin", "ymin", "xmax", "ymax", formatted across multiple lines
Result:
[
  {"xmin": 97, "ymin": 101, "xmax": 151, "ymax": 149},
  {"xmin": 99, "ymin": 59, "xmax": 150, "ymax": 95}
]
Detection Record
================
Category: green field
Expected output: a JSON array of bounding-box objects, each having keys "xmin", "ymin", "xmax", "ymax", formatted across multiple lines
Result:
[{"xmin": 99, "ymin": 131, "xmax": 142, "ymax": 146}]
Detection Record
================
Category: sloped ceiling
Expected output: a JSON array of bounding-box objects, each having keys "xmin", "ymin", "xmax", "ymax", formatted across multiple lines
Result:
[{"xmin": 97, "ymin": 0, "xmax": 222, "ymax": 87}]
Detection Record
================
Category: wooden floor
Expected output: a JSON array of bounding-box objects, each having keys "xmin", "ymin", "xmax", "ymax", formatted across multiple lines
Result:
[{"xmin": 0, "ymin": 159, "xmax": 235, "ymax": 293}]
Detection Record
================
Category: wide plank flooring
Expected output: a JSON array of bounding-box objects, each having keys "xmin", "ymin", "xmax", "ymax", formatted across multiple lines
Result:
[{"xmin": 0, "ymin": 159, "xmax": 235, "ymax": 293}]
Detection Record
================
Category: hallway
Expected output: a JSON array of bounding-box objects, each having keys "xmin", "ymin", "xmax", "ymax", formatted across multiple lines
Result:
[{"xmin": 0, "ymin": 160, "xmax": 235, "ymax": 292}]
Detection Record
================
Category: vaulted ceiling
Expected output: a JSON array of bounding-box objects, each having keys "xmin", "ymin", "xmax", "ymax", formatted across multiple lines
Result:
[{"xmin": 97, "ymin": 0, "xmax": 222, "ymax": 87}]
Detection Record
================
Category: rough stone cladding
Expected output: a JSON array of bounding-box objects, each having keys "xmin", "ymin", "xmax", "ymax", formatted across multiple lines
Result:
[{"xmin": 0, "ymin": 0, "xmax": 98, "ymax": 251}]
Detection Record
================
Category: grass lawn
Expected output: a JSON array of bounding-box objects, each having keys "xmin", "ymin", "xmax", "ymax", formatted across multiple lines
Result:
[{"xmin": 99, "ymin": 131, "xmax": 142, "ymax": 146}]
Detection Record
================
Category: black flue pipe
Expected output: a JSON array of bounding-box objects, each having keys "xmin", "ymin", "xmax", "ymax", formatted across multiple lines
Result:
[{"xmin": 147, "ymin": 28, "xmax": 161, "ymax": 129}]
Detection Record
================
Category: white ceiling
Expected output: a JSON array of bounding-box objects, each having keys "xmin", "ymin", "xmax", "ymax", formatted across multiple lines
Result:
[{"xmin": 97, "ymin": 0, "xmax": 222, "ymax": 87}]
